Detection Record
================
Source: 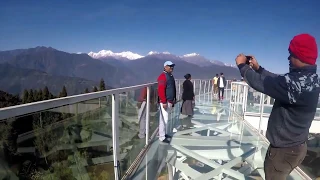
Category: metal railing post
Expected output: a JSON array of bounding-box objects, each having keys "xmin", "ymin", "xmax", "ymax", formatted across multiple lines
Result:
[
  {"xmin": 207, "ymin": 80, "xmax": 210, "ymax": 103},
  {"xmin": 254, "ymin": 93, "xmax": 265, "ymax": 160},
  {"xmin": 179, "ymin": 80, "xmax": 181, "ymax": 98},
  {"xmin": 228, "ymin": 82, "xmax": 234, "ymax": 123},
  {"xmin": 199, "ymin": 80, "xmax": 202, "ymax": 102},
  {"xmin": 112, "ymin": 93, "xmax": 120, "ymax": 179},
  {"xmin": 258, "ymin": 93, "xmax": 265, "ymax": 135},
  {"xmin": 193, "ymin": 80, "xmax": 196, "ymax": 94},
  {"xmin": 236, "ymin": 84, "xmax": 240, "ymax": 113},
  {"xmin": 204, "ymin": 80, "xmax": 207, "ymax": 102},
  {"xmin": 242, "ymin": 85, "xmax": 248, "ymax": 116},
  {"xmin": 146, "ymin": 86, "xmax": 150, "ymax": 145}
]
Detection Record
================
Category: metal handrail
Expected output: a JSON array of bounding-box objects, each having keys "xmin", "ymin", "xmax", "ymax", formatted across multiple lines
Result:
[{"xmin": 0, "ymin": 82, "xmax": 157, "ymax": 120}]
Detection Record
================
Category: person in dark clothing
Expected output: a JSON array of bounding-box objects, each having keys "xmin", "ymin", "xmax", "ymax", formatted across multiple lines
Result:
[
  {"xmin": 181, "ymin": 74, "xmax": 195, "ymax": 128},
  {"xmin": 235, "ymin": 33, "xmax": 319, "ymax": 180},
  {"xmin": 217, "ymin": 72, "xmax": 227, "ymax": 101}
]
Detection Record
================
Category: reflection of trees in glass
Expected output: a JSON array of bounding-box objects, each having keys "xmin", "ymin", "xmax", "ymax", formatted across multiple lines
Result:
[
  {"xmin": 33, "ymin": 112, "xmax": 59, "ymax": 164},
  {"xmin": 88, "ymin": 165, "xmax": 112, "ymax": 180},
  {"xmin": 1, "ymin": 95, "xmax": 113, "ymax": 179},
  {"xmin": 0, "ymin": 118, "xmax": 19, "ymax": 158}
]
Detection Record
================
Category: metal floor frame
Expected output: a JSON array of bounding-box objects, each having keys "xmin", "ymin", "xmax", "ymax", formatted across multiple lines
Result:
[
  {"xmin": 129, "ymin": 94, "xmax": 311, "ymax": 180},
  {"xmin": 162, "ymin": 100, "xmax": 309, "ymax": 180},
  {"xmin": 166, "ymin": 120, "xmax": 264, "ymax": 180}
]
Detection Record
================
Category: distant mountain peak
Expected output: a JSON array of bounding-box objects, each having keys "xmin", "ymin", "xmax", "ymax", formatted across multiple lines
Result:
[
  {"xmin": 147, "ymin": 51, "xmax": 171, "ymax": 55},
  {"xmin": 182, "ymin": 53, "xmax": 200, "ymax": 57},
  {"xmin": 88, "ymin": 50, "xmax": 144, "ymax": 60}
]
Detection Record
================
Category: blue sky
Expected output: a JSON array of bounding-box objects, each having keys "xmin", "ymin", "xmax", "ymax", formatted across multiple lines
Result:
[{"xmin": 0, "ymin": 0, "xmax": 319, "ymax": 73}]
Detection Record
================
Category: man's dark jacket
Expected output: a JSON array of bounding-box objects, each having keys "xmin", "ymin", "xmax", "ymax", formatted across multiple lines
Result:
[
  {"xmin": 238, "ymin": 63, "xmax": 320, "ymax": 147},
  {"xmin": 217, "ymin": 76, "xmax": 227, "ymax": 88}
]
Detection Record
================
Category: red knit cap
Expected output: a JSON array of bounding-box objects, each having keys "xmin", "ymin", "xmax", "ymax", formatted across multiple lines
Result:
[{"xmin": 289, "ymin": 33, "xmax": 318, "ymax": 65}]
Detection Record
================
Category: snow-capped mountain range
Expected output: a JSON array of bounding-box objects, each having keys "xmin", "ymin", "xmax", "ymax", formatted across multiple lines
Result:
[
  {"xmin": 88, "ymin": 50, "xmax": 143, "ymax": 60},
  {"xmin": 88, "ymin": 50, "xmax": 236, "ymax": 68}
]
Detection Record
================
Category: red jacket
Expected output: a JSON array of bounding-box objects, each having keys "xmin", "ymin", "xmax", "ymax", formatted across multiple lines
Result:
[
  {"xmin": 138, "ymin": 87, "xmax": 147, "ymax": 102},
  {"xmin": 157, "ymin": 71, "xmax": 176, "ymax": 103}
]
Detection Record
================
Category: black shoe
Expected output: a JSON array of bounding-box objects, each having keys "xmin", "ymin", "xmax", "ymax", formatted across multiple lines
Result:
[
  {"xmin": 161, "ymin": 138, "xmax": 171, "ymax": 144},
  {"xmin": 165, "ymin": 134, "xmax": 172, "ymax": 139}
]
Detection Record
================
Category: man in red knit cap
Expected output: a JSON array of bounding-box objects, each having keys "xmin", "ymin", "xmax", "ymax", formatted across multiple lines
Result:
[{"xmin": 235, "ymin": 33, "xmax": 319, "ymax": 180}]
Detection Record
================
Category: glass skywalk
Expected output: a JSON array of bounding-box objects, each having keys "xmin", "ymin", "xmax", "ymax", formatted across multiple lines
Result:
[
  {"xmin": 0, "ymin": 79, "xmax": 318, "ymax": 180},
  {"xmin": 130, "ymin": 87, "xmax": 313, "ymax": 180}
]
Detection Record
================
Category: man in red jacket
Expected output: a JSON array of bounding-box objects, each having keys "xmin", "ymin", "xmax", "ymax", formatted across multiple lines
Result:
[{"xmin": 157, "ymin": 61, "xmax": 176, "ymax": 143}]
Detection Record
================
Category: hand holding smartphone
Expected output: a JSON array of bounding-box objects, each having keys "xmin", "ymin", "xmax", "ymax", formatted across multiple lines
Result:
[{"xmin": 245, "ymin": 56, "xmax": 252, "ymax": 65}]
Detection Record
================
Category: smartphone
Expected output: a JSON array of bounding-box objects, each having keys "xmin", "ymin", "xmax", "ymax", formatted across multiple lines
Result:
[{"xmin": 245, "ymin": 56, "xmax": 252, "ymax": 65}]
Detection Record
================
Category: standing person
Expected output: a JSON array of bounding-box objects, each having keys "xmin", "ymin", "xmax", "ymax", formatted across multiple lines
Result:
[
  {"xmin": 235, "ymin": 33, "xmax": 319, "ymax": 180},
  {"xmin": 217, "ymin": 73, "xmax": 226, "ymax": 101},
  {"xmin": 212, "ymin": 74, "xmax": 219, "ymax": 96},
  {"xmin": 157, "ymin": 61, "xmax": 176, "ymax": 143},
  {"xmin": 137, "ymin": 87, "xmax": 147, "ymax": 139},
  {"xmin": 181, "ymin": 74, "xmax": 195, "ymax": 128}
]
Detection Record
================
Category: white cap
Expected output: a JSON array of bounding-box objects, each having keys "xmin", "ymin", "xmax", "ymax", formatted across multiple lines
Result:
[{"xmin": 164, "ymin": 61, "xmax": 175, "ymax": 67}]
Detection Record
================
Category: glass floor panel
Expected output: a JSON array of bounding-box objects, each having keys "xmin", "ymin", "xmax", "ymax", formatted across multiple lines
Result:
[{"xmin": 130, "ymin": 97, "xmax": 309, "ymax": 180}]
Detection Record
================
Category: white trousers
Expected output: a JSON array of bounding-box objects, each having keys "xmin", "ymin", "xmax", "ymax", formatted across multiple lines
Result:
[
  {"xmin": 138, "ymin": 101, "xmax": 146, "ymax": 138},
  {"xmin": 159, "ymin": 103, "xmax": 173, "ymax": 141}
]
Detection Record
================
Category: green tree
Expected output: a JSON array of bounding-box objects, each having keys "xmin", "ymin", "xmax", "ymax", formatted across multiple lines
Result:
[
  {"xmin": 42, "ymin": 86, "xmax": 49, "ymax": 100},
  {"xmin": 37, "ymin": 89, "xmax": 43, "ymax": 101},
  {"xmin": 59, "ymin": 86, "xmax": 68, "ymax": 97},
  {"xmin": 23, "ymin": 89, "xmax": 29, "ymax": 104},
  {"xmin": 85, "ymin": 88, "xmax": 89, "ymax": 93},
  {"xmin": 92, "ymin": 86, "xmax": 98, "ymax": 92},
  {"xmin": 99, "ymin": 78, "xmax": 106, "ymax": 91},
  {"xmin": 28, "ymin": 89, "xmax": 34, "ymax": 103},
  {"xmin": 34, "ymin": 89, "xmax": 39, "ymax": 101}
]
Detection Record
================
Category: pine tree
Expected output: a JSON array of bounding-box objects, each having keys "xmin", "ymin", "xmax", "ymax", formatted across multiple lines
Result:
[
  {"xmin": 34, "ymin": 89, "xmax": 39, "ymax": 101},
  {"xmin": 59, "ymin": 86, "xmax": 68, "ymax": 97},
  {"xmin": 85, "ymin": 88, "xmax": 89, "ymax": 93},
  {"xmin": 28, "ymin": 89, "xmax": 34, "ymax": 103},
  {"xmin": 22, "ymin": 89, "xmax": 29, "ymax": 104},
  {"xmin": 38, "ymin": 89, "xmax": 43, "ymax": 101},
  {"xmin": 43, "ymin": 86, "xmax": 49, "ymax": 100},
  {"xmin": 92, "ymin": 86, "xmax": 98, "ymax": 92},
  {"xmin": 99, "ymin": 78, "xmax": 106, "ymax": 91}
]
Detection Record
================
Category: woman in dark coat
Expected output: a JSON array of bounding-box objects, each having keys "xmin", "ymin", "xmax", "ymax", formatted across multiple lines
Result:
[{"xmin": 181, "ymin": 74, "xmax": 195, "ymax": 128}]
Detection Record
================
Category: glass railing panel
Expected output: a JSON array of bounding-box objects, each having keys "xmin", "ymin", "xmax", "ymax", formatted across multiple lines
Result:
[
  {"xmin": 299, "ymin": 133, "xmax": 320, "ymax": 179},
  {"xmin": 231, "ymin": 82, "xmax": 316, "ymax": 179},
  {"xmin": 127, "ymin": 94, "xmax": 181, "ymax": 179},
  {"xmin": 230, "ymin": 82, "xmax": 246, "ymax": 115},
  {"xmin": 118, "ymin": 88, "xmax": 147, "ymax": 177},
  {"xmin": 169, "ymin": 101, "xmax": 182, "ymax": 134},
  {"xmin": 229, "ymin": 84, "xmax": 269, "ymax": 115},
  {"xmin": 148, "ymin": 84, "xmax": 160, "ymax": 140},
  {"xmin": 0, "ymin": 96, "xmax": 114, "ymax": 179}
]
